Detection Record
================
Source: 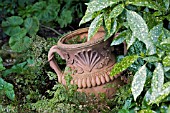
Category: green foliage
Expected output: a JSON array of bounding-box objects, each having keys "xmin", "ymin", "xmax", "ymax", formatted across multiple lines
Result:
[
  {"xmin": 80, "ymin": 0, "xmax": 170, "ymax": 112},
  {"xmin": 31, "ymin": 72, "xmax": 93, "ymax": 112},
  {"xmin": 111, "ymin": 30, "xmax": 127, "ymax": 46},
  {"xmin": 0, "ymin": 57, "xmax": 5, "ymax": 71},
  {"xmin": 2, "ymin": 16, "xmax": 39, "ymax": 52},
  {"xmin": 0, "ymin": 36, "xmax": 61, "ymax": 111},
  {"xmin": 126, "ymin": 10, "xmax": 156, "ymax": 55},
  {"xmin": 131, "ymin": 64, "xmax": 147, "ymax": 101},
  {"xmin": 9, "ymin": 29, "xmax": 32, "ymax": 52},
  {"xmin": 0, "ymin": 78, "xmax": 15, "ymax": 101},
  {"xmin": 88, "ymin": 14, "xmax": 103, "ymax": 40},
  {"xmin": 110, "ymin": 55, "xmax": 138, "ymax": 76},
  {"xmin": 1, "ymin": 0, "xmax": 88, "ymax": 52},
  {"xmin": 0, "ymin": 57, "xmax": 15, "ymax": 101}
]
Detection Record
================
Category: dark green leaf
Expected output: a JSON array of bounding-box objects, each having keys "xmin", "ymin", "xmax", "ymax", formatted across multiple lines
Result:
[
  {"xmin": 5, "ymin": 89, "xmax": 15, "ymax": 101},
  {"xmin": 32, "ymin": 1, "xmax": 60, "ymax": 22},
  {"xmin": 0, "ymin": 57, "xmax": 5, "ymax": 71},
  {"xmin": 132, "ymin": 64, "xmax": 147, "ymax": 101},
  {"xmin": 0, "ymin": 78, "xmax": 15, "ymax": 101},
  {"xmin": 3, "ymin": 26, "xmax": 21, "ymax": 36},
  {"xmin": 1, "ymin": 16, "xmax": 23, "ymax": 27},
  {"xmin": 2, "ymin": 62, "xmax": 27, "ymax": 77},
  {"xmin": 88, "ymin": 14, "xmax": 103, "ymax": 41},
  {"xmin": 126, "ymin": 10, "xmax": 156, "ymax": 55},
  {"xmin": 163, "ymin": 55, "xmax": 170, "ymax": 67},
  {"xmin": 110, "ymin": 55, "xmax": 138, "ymax": 76},
  {"xmin": 57, "ymin": 9, "xmax": 72, "ymax": 28},
  {"xmin": 24, "ymin": 17, "xmax": 39, "ymax": 36},
  {"xmin": 0, "ymin": 78, "xmax": 4, "ymax": 90},
  {"xmin": 109, "ymin": 4, "xmax": 124, "ymax": 19},
  {"xmin": 111, "ymin": 31, "xmax": 126, "ymax": 46},
  {"xmin": 9, "ymin": 29, "xmax": 32, "ymax": 52}
]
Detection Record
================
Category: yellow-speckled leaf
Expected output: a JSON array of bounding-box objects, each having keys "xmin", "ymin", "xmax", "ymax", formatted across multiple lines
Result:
[
  {"xmin": 163, "ymin": 55, "xmax": 170, "ymax": 67},
  {"xmin": 109, "ymin": 4, "xmax": 124, "ymax": 19},
  {"xmin": 150, "ymin": 82, "xmax": 170, "ymax": 105},
  {"xmin": 126, "ymin": 0, "xmax": 159, "ymax": 10},
  {"xmin": 110, "ymin": 55, "xmax": 138, "ymax": 76},
  {"xmin": 126, "ymin": 10, "xmax": 156, "ymax": 55},
  {"xmin": 88, "ymin": 14, "xmax": 103, "ymax": 41},
  {"xmin": 80, "ymin": 0, "xmax": 121, "ymax": 25}
]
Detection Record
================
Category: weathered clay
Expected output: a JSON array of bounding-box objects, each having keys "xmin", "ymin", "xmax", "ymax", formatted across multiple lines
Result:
[{"xmin": 48, "ymin": 27, "xmax": 126, "ymax": 98}]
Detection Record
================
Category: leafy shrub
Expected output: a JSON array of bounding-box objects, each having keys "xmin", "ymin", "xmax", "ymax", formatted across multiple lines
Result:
[{"xmin": 80, "ymin": 0, "xmax": 170, "ymax": 112}]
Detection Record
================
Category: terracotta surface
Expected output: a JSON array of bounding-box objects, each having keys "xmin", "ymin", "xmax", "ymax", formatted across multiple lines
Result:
[{"xmin": 48, "ymin": 27, "xmax": 126, "ymax": 98}]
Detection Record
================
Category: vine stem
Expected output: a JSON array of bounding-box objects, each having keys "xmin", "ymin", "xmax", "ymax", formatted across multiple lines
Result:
[{"xmin": 40, "ymin": 24, "xmax": 62, "ymax": 36}]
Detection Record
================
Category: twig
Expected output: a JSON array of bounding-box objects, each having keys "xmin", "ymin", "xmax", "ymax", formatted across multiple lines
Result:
[{"xmin": 40, "ymin": 24, "xmax": 62, "ymax": 36}]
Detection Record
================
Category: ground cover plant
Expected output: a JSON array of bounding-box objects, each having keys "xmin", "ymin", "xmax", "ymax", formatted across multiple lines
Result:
[{"xmin": 0, "ymin": 0, "xmax": 170, "ymax": 112}]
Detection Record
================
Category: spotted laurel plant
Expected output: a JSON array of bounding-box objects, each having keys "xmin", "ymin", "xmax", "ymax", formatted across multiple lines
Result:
[{"xmin": 80, "ymin": 0, "xmax": 170, "ymax": 112}]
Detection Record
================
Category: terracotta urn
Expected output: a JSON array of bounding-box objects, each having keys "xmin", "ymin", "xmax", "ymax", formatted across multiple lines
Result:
[{"xmin": 48, "ymin": 28, "xmax": 126, "ymax": 98}]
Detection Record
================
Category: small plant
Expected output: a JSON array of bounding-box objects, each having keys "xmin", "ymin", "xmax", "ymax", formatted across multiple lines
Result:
[{"xmin": 0, "ymin": 57, "xmax": 15, "ymax": 101}]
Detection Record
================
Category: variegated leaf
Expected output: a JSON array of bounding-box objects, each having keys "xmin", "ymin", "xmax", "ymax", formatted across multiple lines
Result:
[
  {"xmin": 150, "ymin": 82, "xmax": 170, "ymax": 105},
  {"xmin": 80, "ymin": 0, "xmax": 121, "ymax": 25},
  {"xmin": 109, "ymin": 4, "xmax": 124, "ymax": 19},
  {"xmin": 79, "ymin": 12, "xmax": 100, "ymax": 25},
  {"xmin": 126, "ymin": 32, "xmax": 136, "ymax": 49},
  {"xmin": 104, "ymin": 13, "xmax": 112, "ymax": 35},
  {"xmin": 104, "ymin": 19, "xmax": 117, "ymax": 41},
  {"xmin": 149, "ymin": 23, "xmax": 163, "ymax": 43},
  {"xmin": 150, "ymin": 63, "xmax": 164, "ymax": 103},
  {"xmin": 163, "ymin": 55, "xmax": 170, "ymax": 67},
  {"xmin": 110, "ymin": 55, "xmax": 138, "ymax": 76},
  {"xmin": 85, "ymin": 0, "xmax": 120, "ymax": 15},
  {"xmin": 132, "ymin": 64, "xmax": 147, "ymax": 101},
  {"xmin": 111, "ymin": 30, "xmax": 126, "ymax": 46},
  {"xmin": 126, "ymin": 10, "xmax": 156, "ymax": 55},
  {"xmin": 144, "ymin": 89, "xmax": 152, "ymax": 103},
  {"xmin": 126, "ymin": 0, "xmax": 159, "ymax": 10},
  {"xmin": 88, "ymin": 14, "xmax": 103, "ymax": 41},
  {"xmin": 143, "ymin": 56, "xmax": 160, "ymax": 63},
  {"xmin": 161, "ymin": 38, "xmax": 170, "ymax": 45}
]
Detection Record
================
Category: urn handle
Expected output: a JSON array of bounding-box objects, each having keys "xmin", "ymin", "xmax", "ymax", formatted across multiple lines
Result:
[{"xmin": 48, "ymin": 45, "xmax": 63, "ymax": 83}]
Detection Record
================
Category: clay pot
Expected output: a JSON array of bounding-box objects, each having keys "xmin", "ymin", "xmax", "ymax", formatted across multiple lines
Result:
[{"xmin": 48, "ymin": 27, "xmax": 126, "ymax": 98}]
